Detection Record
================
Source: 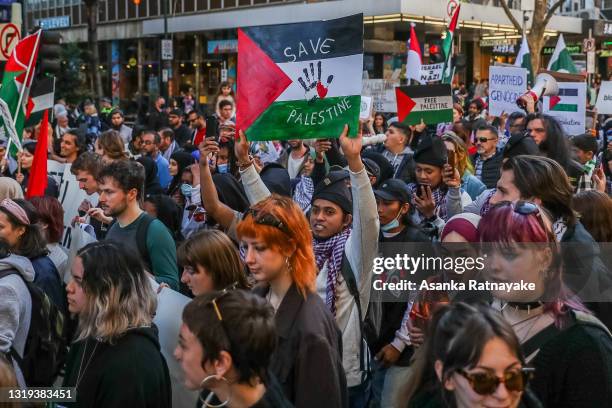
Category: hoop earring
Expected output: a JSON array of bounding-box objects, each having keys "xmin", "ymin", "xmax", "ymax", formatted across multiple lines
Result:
[{"xmin": 199, "ymin": 375, "xmax": 231, "ymax": 408}]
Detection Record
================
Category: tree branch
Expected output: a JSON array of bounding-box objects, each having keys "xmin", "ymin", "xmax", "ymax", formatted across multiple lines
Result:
[
  {"xmin": 543, "ymin": 0, "xmax": 565, "ymax": 27},
  {"xmin": 499, "ymin": 0, "xmax": 523, "ymax": 35}
]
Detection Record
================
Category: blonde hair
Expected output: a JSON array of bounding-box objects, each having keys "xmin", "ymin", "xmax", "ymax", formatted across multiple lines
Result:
[{"xmin": 75, "ymin": 242, "xmax": 157, "ymax": 343}]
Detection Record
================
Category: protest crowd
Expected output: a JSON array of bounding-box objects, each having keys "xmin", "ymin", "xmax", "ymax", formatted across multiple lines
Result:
[{"xmin": 2, "ymin": 12, "xmax": 612, "ymax": 408}]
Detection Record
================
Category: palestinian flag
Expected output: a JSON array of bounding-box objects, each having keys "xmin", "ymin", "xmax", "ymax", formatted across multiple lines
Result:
[
  {"xmin": 547, "ymin": 34, "xmax": 578, "ymax": 74},
  {"xmin": 237, "ymin": 14, "xmax": 363, "ymax": 141},
  {"xmin": 395, "ymin": 84, "xmax": 453, "ymax": 125},
  {"xmin": 442, "ymin": 4, "xmax": 460, "ymax": 84},
  {"xmin": 0, "ymin": 31, "xmax": 42, "ymax": 152},
  {"xmin": 25, "ymin": 76, "xmax": 55, "ymax": 127},
  {"xmin": 406, "ymin": 23, "xmax": 423, "ymax": 84},
  {"xmin": 549, "ymin": 87, "xmax": 578, "ymax": 112},
  {"xmin": 514, "ymin": 35, "xmax": 533, "ymax": 85}
]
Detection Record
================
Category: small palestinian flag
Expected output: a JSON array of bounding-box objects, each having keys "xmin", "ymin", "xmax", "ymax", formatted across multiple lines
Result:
[
  {"xmin": 395, "ymin": 84, "xmax": 453, "ymax": 126},
  {"xmin": 25, "ymin": 76, "xmax": 55, "ymax": 127},
  {"xmin": 237, "ymin": 14, "xmax": 363, "ymax": 141}
]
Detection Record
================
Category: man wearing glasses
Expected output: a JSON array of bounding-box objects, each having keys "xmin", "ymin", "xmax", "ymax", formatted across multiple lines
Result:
[
  {"xmin": 471, "ymin": 124, "xmax": 503, "ymax": 189},
  {"xmin": 187, "ymin": 109, "xmax": 206, "ymax": 147}
]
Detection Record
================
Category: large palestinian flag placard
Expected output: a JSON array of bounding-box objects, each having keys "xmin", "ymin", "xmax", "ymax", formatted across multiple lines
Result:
[
  {"xmin": 395, "ymin": 84, "xmax": 453, "ymax": 126},
  {"xmin": 237, "ymin": 14, "xmax": 363, "ymax": 141}
]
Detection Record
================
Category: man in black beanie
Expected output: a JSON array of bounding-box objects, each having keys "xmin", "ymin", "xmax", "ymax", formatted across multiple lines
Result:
[
  {"xmin": 408, "ymin": 135, "xmax": 472, "ymax": 239},
  {"xmin": 231, "ymin": 126, "xmax": 379, "ymax": 404}
]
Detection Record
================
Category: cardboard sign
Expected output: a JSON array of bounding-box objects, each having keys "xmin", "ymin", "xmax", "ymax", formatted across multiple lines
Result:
[
  {"xmin": 488, "ymin": 66, "xmax": 527, "ymax": 117},
  {"xmin": 595, "ymin": 81, "xmax": 612, "ymax": 114},
  {"xmin": 543, "ymin": 82, "xmax": 586, "ymax": 136}
]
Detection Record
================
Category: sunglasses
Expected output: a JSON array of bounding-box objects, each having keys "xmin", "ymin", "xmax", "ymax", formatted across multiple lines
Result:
[
  {"xmin": 457, "ymin": 367, "xmax": 534, "ymax": 395},
  {"xmin": 477, "ymin": 137, "xmax": 495, "ymax": 143},
  {"xmin": 209, "ymin": 281, "xmax": 239, "ymax": 322},
  {"xmin": 242, "ymin": 208, "xmax": 290, "ymax": 235}
]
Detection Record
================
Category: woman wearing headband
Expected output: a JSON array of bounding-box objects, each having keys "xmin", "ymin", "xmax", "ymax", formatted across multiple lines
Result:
[
  {"xmin": 237, "ymin": 194, "xmax": 347, "ymax": 407},
  {"xmin": 0, "ymin": 198, "xmax": 65, "ymax": 312},
  {"xmin": 176, "ymin": 289, "xmax": 291, "ymax": 407}
]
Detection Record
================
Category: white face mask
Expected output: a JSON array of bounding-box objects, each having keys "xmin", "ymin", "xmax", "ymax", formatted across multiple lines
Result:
[{"xmin": 381, "ymin": 208, "xmax": 404, "ymax": 232}]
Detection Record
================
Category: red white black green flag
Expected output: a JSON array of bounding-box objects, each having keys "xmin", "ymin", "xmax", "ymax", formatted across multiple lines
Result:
[{"xmin": 237, "ymin": 14, "xmax": 363, "ymax": 141}]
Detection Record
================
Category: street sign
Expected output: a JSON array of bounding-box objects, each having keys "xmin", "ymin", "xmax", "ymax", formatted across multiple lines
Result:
[
  {"xmin": 161, "ymin": 39, "xmax": 173, "ymax": 60},
  {"xmin": 587, "ymin": 51, "xmax": 595, "ymax": 74},
  {"xmin": 583, "ymin": 38, "xmax": 595, "ymax": 53},
  {"xmin": 162, "ymin": 69, "xmax": 169, "ymax": 83},
  {"xmin": 0, "ymin": 23, "xmax": 20, "ymax": 61},
  {"xmin": 221, "ymin": 68, "xmax": 228, "ymax": 82}
]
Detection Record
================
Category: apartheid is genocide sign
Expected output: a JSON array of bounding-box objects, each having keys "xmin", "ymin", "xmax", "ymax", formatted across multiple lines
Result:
[
  {"xmin": 395, "ymin": 84, "xmax": 453, "ymax": 126},
  {"xmin": 236, "ymin": 14, "xmax": 363, "ymax": 141}
]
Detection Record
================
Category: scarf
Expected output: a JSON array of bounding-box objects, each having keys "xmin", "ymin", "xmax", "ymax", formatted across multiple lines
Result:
[
  {"xmin": 293, "ymin": 176, "xmax": 314, "ymax": 212},
  {"xmin": 480, "ymin": 189, "xmax": 497, "ymax": 216},
  {"xmin": 313, "ymin": 227, "xmax": 352, "ymax": 316},
  {"xmin": 408, "ymin": 184, "xmax": 448, "ymax": 221}
]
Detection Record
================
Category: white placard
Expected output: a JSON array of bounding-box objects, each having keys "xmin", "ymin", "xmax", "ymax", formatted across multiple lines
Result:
[
  {"xmin": 359, "ymin": 96, "xmax": 372, "ymax": 120},
  {"xmin": 362, "ymin": 79, "xmax": 399, "ymax": 113},
  {"xmin": 0, "ymin": 98, "xmax": 20, "ymax": 150},
  {"xmin": 488, "ymin": 65, "xmax": 527, "ymax": 117},
  {"xmin": 419, "ymin": 63, "xmax": 444, "ymax": 83},
  {"xmin": 543, "ymin": 82, "xmax": 586, "ymax": 136},
  {"xmin": 161, "ymin": 39, "xmax": 173, "ymax": 60},
  {"xmin": 49, "ymin": 160, "xmax": 98, "ymax": 251},
  {"xmin": 595, "ymin": 81, "xmax": 612, "ymax": 114}
]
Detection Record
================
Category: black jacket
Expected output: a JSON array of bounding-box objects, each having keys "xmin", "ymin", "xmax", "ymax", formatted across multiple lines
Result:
[
  {"xmin": 470, "ymin": 150, "xmax": 504, "ymax": 189},
  {"xmin": 561, "ymin": 221, "xmax": 612, "ymax": 330},
  {"xmin": 253, "ymin": 284, "xmax": 348, "ymax": 408},
  {"xmin": 62, "ymin": 326, "xmax": 171, "ymax": 407},
  {"xmin": 369, "ymin": 226, "xmax": 429, "ymax": 366},
  {"xmin": 172, "ymin": 124, "xmax": 194, "ymax": 148},
  {"xmin": 374, "ymin": 145, "xmax": 416, "ymax": 184},
  {"xmin": 147, "ymin": 109, "xmax": 169, "ymax": 131}
]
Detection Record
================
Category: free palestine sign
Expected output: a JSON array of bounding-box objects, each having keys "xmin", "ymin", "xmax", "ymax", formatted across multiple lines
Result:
[{"xmin": 395, "ymin": 84, "xmax": 453, "ymax": 125}]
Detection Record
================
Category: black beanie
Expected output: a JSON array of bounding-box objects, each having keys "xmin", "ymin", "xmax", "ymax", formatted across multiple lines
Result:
[
  {"xmin": 414, "ymin": 135, "xmax": 447, "ymax": 167},
  {"xmin": 503, "ymin": 132, "xmax": 540, "ymax": 160},
  {"xmin": 312, "ymin": 170, "xmax": 352, "ymax": 214},
  {"xmin": 260, "ymin": 163, "xmax": 291, "ymax": 197}
]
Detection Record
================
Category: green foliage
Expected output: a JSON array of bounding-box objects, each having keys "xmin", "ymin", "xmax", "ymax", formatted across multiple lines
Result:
[{"xmin": 56, "ymin": 43, "xmax": 92, "ymax": 104}]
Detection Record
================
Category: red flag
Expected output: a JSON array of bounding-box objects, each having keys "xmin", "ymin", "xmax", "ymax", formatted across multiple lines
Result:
[{"xmin": 25, "ymin": 109, "xmax": 48, "ymax": 198}]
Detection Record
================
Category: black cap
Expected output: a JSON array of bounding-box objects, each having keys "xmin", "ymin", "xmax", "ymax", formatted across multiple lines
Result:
[
  {"xmin": 312, "ymin": 170, "xmax": 352, "ymax": 214},
  {"xmin": 374, "ymin": 179, "xmax": 411, "ymax": 203},
  {"xmin": 260, "ymin": 163, "xmax": 291, "ymax": 197},
  {"xmin": 362, "ymin": 158, "xmax": 381, "ymax": 182},
  {"xmin": 414, "ymin": 135, "xmax": 447, "ymax": 167},
  {"xmin": 503, "ymin": 132, "xmax": 540, "ymax": 160},
  {"xmin": 169, "ymin": 108, "xmax": 183, "ymax": 117},
  {"xmin": 100, "ymin": 97, "xmax": 111, "ymax": 104}
]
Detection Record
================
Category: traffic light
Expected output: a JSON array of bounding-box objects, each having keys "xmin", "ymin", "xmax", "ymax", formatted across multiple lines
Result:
[
  {"xmin": 429, "ymin": 44, "xmax": 444, "ymax": 63},
  {"xmin": 37, "ymin": 30, "xmax": 62, "ymax": 78}
]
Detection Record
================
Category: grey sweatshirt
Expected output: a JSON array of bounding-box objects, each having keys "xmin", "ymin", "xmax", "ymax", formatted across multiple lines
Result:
[{"xmin": 0, "ymin": 254, "xmax": 35, "ymax": 387}]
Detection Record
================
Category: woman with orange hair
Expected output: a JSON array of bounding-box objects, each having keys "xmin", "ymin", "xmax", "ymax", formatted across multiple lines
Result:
[{"xmin": 237, "ymin": 194, "xmax": 348, "ymax": 407}]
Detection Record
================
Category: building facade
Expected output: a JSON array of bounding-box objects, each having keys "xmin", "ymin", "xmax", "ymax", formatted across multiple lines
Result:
[{"xmin": 23, "ymin": 0, "xmax": 589, "ymax": 111}]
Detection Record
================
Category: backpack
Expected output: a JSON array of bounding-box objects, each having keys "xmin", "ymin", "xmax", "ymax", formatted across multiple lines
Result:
[
  {"xmin": 0, "ymin": 269, "xmax": 68, "ymax": 386},
  {"xmin": 135, "ymin": 213, "xmax": 155, "ymax": 272}
]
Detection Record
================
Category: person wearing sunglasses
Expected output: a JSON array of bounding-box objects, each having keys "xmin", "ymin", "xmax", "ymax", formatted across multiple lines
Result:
[
  {"xmin": 63, "ymin": 241, "xmax": 171, "ymax": 407},
  {"xmin": 524, "ymin": 113, "xmax": 583, "ymax": 191},
  {"xmin": 472, "ymin": 124, "xmax": 503, "ymax": 189},
  {"xmin": 478, "ymin": 201, "xmax": 612, "ymax": 407},
  {"xmin": 441, "ymin": 132, "xmax": 486, "ymax": 200},
  {"xmin": 401, "ymin": 302, "xmax": 541, "ymax": 408},
  {"xmin": 176, "ymin": 289, "xmax": 291, "ymax": 408},
  {"xmin": 237, "ymin": 194, "xmax": 347, "ymax": 407},
  {"xmin": 177, "ymin": 229, "xmax": 250, "ymax": 297}
]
